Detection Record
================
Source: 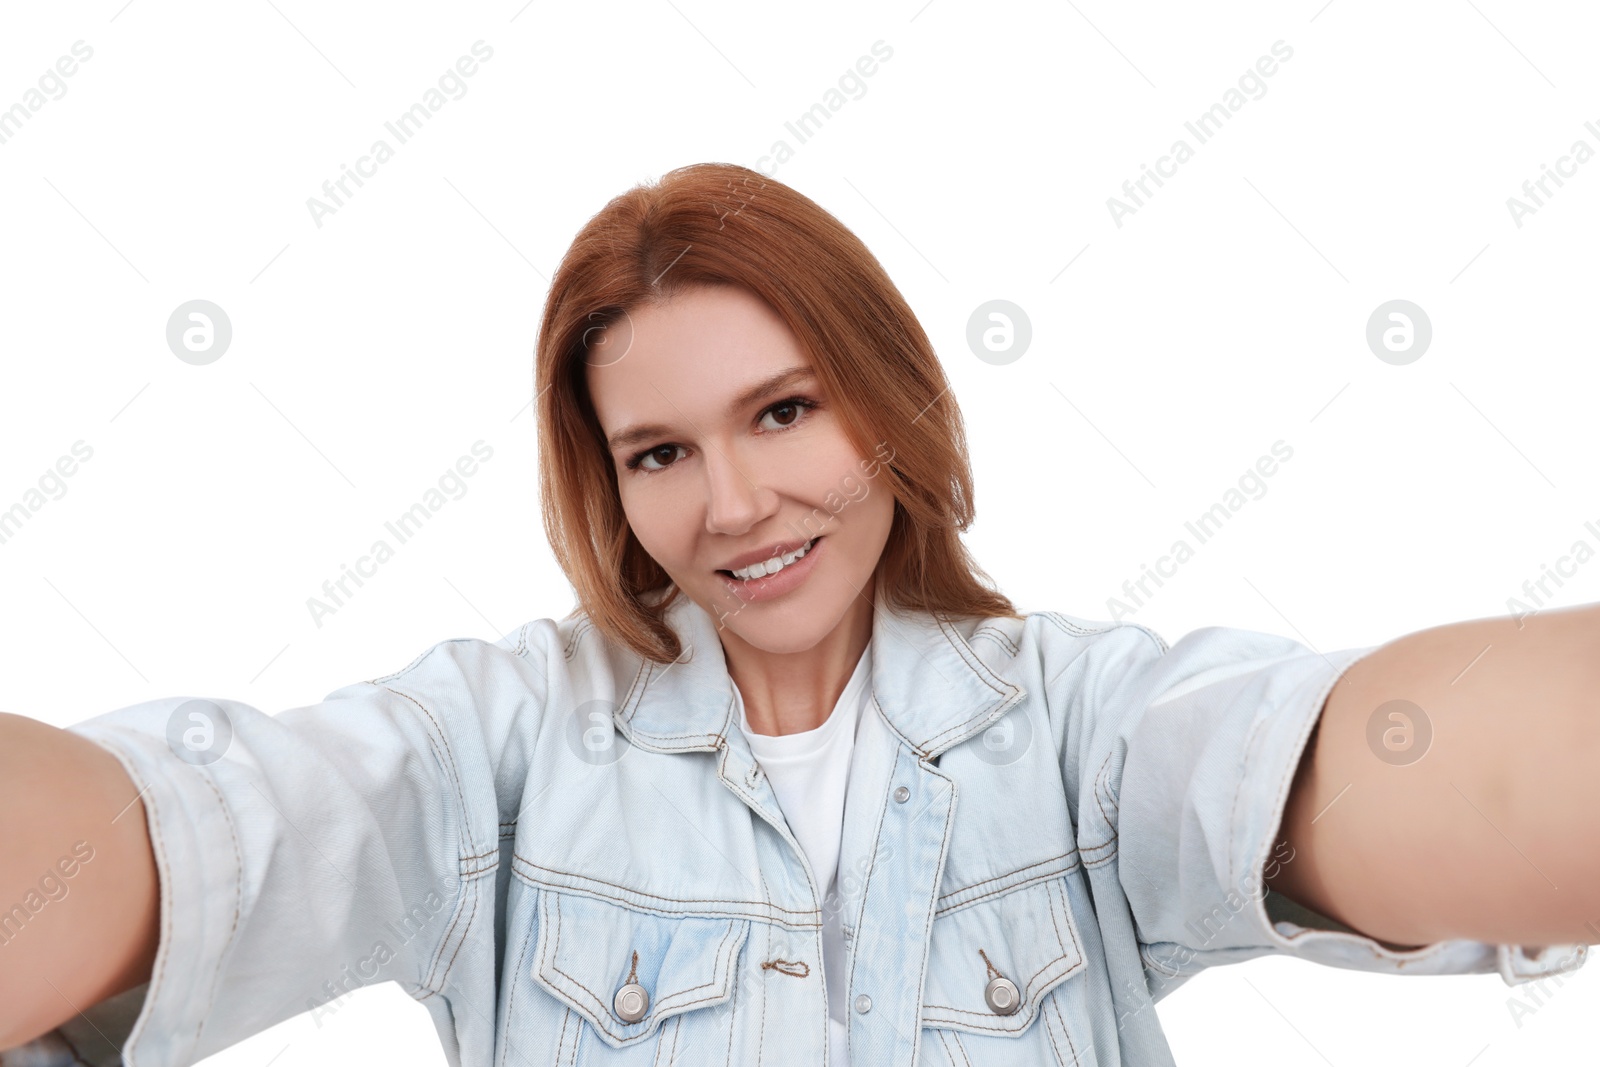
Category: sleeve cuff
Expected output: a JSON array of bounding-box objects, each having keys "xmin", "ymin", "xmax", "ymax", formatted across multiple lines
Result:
[
  {"xmin": 0, "ymin": 981, "xmax": 148, "ymax": 1067},
  {"xmin": 1121, "ymin": 629, "xmax": 1592, "ymax": 990},
  {"xmin": 63, "ymin": 717, "xmax": 246, "ymax": 1067}
]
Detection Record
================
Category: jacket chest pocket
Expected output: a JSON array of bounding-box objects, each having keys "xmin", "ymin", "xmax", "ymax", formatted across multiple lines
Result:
[
  {"xmin": 520, "ymin": 888, "xmax": 751, "ymax": 1065},
  {"xmin": 919, "ymin": 873, "xmax": 1092, "ymax": 1067}
]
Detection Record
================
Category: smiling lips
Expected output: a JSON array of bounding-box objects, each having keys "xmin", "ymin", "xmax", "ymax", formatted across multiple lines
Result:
[{"xmin": 720, "ymin": 537, "xmax": 821, "ymax": 581}]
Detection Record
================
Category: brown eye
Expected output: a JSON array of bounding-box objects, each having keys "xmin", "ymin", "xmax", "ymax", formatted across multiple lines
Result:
[
  {"xmin": 632, "ymin": 444, "xmax": 685, "ymax": 473},
  {"xmin": 757, "ymin": 397, "xmax": 815, "ymax": 433}
]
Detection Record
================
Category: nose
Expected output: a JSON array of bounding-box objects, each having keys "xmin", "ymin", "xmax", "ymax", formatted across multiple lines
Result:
[{"xmin": 702, "ymin": 445, "xmax": 775, "ymax": 536}]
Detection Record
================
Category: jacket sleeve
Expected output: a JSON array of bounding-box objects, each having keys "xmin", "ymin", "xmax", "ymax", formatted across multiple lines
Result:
[
  {"xmin": 1050, "ymin": 613, "xmax": 1589, "ymax": 1004},
  {"xmin": 0, "ymin": 621, "xmax": 555, "ymax": 1067}
]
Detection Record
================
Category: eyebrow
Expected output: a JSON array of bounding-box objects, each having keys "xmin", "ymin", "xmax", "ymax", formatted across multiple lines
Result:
[{"xmin": 604, "ymin": 365, "xmax": 818, "ymax": 452}]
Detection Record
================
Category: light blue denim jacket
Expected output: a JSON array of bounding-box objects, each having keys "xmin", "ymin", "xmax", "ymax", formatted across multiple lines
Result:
[{"xmin": 6, "ymin": 587, "xmax": 1586, "ymax": 1067}]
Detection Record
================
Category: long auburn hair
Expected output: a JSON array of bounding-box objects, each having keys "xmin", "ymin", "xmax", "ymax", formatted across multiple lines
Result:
[{"xmin": 535, "ymin": 162, "xmax": 1018, "ymax": 664}]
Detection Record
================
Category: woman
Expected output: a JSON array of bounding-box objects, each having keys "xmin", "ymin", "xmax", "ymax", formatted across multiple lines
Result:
[{"xmin": 1, "ymin": 162, "xmax": 1591, "ymax": 1067}]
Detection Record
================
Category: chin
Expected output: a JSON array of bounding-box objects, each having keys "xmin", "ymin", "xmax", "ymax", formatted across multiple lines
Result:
[
  {"xmin": 722, "ymin": 618, "xmax": 828, "ymax": 655},
  {"xmin": 702, "ymin": 587, "xmax": 850, "ymax": 655}
]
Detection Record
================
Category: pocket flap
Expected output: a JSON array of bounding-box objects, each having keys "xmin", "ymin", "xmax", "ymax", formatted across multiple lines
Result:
[
  {"xmin": 921, "ymin": 874, "xmax": 1085, "ymax": 1037},
  {"xmin": 531, "ymin": 890, "xmax": 751, "ymax": 1048}
]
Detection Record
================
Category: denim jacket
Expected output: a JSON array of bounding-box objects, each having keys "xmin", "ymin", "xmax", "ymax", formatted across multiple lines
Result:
[{"xmin": 6, "ymin": 587, "xmax": 1586, "ymax": 1067}]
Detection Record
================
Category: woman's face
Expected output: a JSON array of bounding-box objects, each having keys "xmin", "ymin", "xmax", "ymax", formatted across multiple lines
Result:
[{"xmin": 584, "ymin": 284, "xmax": 896, "ymax": 655}]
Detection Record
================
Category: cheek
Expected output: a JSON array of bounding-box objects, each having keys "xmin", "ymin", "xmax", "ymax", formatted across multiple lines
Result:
[
  {"xmin": 790, "ymin": 431, "xmax": 865, "ymax": 489},
  {"xmin": 619, "ymin": 480, "xmax": 698, "ymax": 563},
  {"xmin": 858, "ymin": 470, "xmax": 897, "ymax": 536}
]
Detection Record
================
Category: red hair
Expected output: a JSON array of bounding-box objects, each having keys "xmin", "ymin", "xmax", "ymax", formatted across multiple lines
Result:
[{"xmin": 536, "ymin": 162, "xmax": 1017, "ymax": 663}]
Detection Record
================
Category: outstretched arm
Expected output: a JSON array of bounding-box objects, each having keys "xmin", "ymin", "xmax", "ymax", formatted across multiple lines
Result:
[
  {"xmin": 1266, "ymin": 603, "xmax": 1600, "ymax": 949},
  {"xmin": 0, "ymin": 712, "xmax": 160, "ymax": 1048}
]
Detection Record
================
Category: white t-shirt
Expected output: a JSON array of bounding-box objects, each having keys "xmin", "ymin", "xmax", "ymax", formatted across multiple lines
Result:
[{"xmin": 734, "ymin": 641, "xmax": 876, "ymax": 1067}]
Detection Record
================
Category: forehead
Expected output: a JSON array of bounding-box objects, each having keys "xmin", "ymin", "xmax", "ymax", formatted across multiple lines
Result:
[{"xmin": 583, "ymin": 285, "xmax": 811, "ymax": 421}]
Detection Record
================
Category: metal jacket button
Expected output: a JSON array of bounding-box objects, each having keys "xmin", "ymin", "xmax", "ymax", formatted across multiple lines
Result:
[
  {"xmin": 984, "ymin": 975, "xmax": 1021, "ymax": 1015},
  {"xmin": 614, "ymin": 982, "xmax": 649, "ymax": 1023}
]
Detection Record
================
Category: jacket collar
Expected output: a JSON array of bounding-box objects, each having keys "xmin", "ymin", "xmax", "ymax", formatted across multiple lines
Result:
[{"xmin": 614, "ymin": 584, "xmax": 1025, "ymax": 760}]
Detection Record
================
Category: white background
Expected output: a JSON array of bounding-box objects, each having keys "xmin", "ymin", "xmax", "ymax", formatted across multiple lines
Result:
[{"xmin": 2, "ymin": 0, "xmax": 1597, "ymax": 1063}]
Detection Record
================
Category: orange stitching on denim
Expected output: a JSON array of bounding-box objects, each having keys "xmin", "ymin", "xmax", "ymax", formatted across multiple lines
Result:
[
  {"xmin": 970, "ymin": 623, "xmax": 1020, "ymax": 658},
  {"xmin": 721, "ymin": 942, "xmax": 740, "ymax": 1067},
  {"xmin": 652, "ymin": 1014, "xmax": 681, "ymax": 1067},
  {"xmin": 1046, "ymin": 877, "xmax": 1068, "ymax": 955},
  {"xmin": 935, "ymin": 863, "xmax": 1083, "ymax": 917},
  {"xmin": 428, "ymin": 860, "xmax": 472, "ymax": 991},
  {"xmin": 916, "ymin": 619, "xmax": 1014, "ymax": 752},
  {"xmin": 1050, "ymin": 877, "xmax": 1085, "ymax": 975},
  {"xmin": 494, "ymin": 908, "xmax": 539, "ymax": 1067},
  {"xmin": 191, "ymin": 771, "xmax": 243, "ymax": 1049},
  {"xmin": 543, "ymin": 899, "xmax": 744, "ymax": 1034},
  {"xmin": 1041, "ymin": 994, "xmax": 1068, "ymax": 1065},
  {"xmin": 935, "ymin": 853, "xmax": 1078, "ymax": 910},
  {"xmin": 1093, "ymin": 748, "xmax": 1120, "ymax": 822},
  {"xmin": 653, "ymin": 928, "xmax": 737, "ymax": 1017},
  {"xmin": 616, "ymin": 656, "xmax": 651, "ymax": 722},
  {"xmin": 548, "ymin": 893, "xmax": 611, "ymax": 1020},
  {"xmin": 368, "ymin": 644, "xmax": 435, "ymax": 685},
  {"xmin": 844, "ymin": 740, "xmax": 906, "ymax": 1003},
  {"xmin": 1234, "ymin": 652, "xmax": 1363, "ymax": 924},
  {"xmin": 515, "ymin": 877, "xmax": 819, "ymax": 929},
  {"xmin": 517, "ymin": 857, "xmax": 784, "ymax": 907},
  {"xmin": 555, "ymin": 1006, "xmax": 572, "ymax": 1063},
  {"xmin": 925, "ymin": 881, "xmax": 1079, "ymax": 1026},
  {"xmin": 378, "ymin": 684, "xmax": 476, "ymax": 860},
  {"xmin": 921, "ymin": 953, "xmax": 1068, "ymax": 1023},
  {"xmin": 911, "ymin": 756, "xmax": 962, "ymax": 1033},
  {"xmin": 513, "ymin": 856, "xmax": 819, "ymax": 920},
  {"xmin": 934, "ymin": 1023, "xmax": 972, "ymax": 1067},
  {"xmin": 755, "ymin": 893, "xmax": 769, "ymax": 1067},
  {"xmin": 563, "ymin": 618, "xmax": 591, "ymax": 659},
  {"xmin": 1053, "ymin": 991, "xmax": 1085, "ymax": 1066},
  {"xmin": 1040, "ymin": 991, "xmax": 1079, "ymax": 1066},
  {"xmin": 426, "ymin": 873, "xmax": 481, "ymax": 993}
]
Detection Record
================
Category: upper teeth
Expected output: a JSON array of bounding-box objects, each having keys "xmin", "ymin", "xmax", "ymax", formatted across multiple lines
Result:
[{"xmin": 730, "ymin": 538, "xmax": 817, "ymax": 581}]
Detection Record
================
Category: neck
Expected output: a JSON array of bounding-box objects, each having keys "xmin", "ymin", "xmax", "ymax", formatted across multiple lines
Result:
[{"xmin": 719, "ymin": 578, "xmax": 876, "ymax": 737}]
